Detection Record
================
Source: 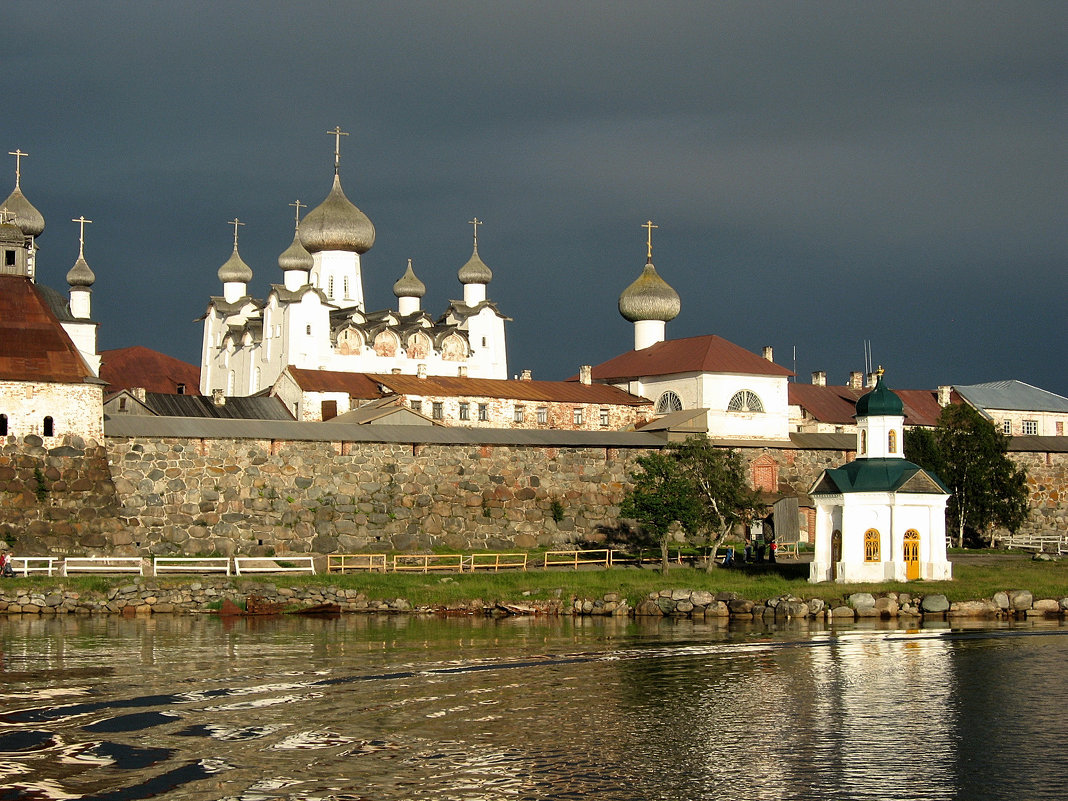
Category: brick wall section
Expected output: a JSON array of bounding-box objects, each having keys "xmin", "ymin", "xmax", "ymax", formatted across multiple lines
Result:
[
  {"xmin": 1, "ymin": 435, "xmax": 1064, "ymax": 557},
  {"xmin": 1010, "ymin": 450, "xmax": 1067, "ymax": 536},
  {"xmin": 0, "ymin": 435, "xmax": 124, "ymax": 553}
]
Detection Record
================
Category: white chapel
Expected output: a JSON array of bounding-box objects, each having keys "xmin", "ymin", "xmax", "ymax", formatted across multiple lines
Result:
[{"xmin": 200, "ymin": 129, "xmax": 509, "ymax": 396}]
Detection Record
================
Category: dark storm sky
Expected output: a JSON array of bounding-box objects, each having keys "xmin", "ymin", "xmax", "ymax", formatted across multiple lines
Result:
[{"xmin": 6, "ymin": 1, "xmax": 1066, "ymax": 394}]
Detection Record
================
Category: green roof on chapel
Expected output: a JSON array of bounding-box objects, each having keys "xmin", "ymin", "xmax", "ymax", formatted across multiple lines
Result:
[{"xmin": 811, "ymin": 458, "xmax": 948, "ymax": 495}]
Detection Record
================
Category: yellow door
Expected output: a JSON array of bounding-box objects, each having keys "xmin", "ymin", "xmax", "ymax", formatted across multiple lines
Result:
[{"xmin": 904, "ymin": 530, "xmax": 920, "ymax": 581}]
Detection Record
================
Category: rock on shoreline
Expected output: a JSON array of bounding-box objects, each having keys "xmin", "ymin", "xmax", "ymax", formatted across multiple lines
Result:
[{"xmin": 1, "ymin": 580, "xmax": 1066, "ymax": 621}]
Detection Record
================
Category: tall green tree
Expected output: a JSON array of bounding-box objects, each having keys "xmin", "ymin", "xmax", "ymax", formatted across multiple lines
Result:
[
  {"xmin": 668, "ymin": 437, "xmax": 765, "ymax": 572},
  {"xmin": 620, "ymin": 437, "xmax": 764, "ymax": 573},
  {"xmin": 906, "ymin": 404, "xmax": 1029, "ymax": 547},
  {"xmin": 620, "ymin": 451, "xmax": 700, "ymax": 574}
]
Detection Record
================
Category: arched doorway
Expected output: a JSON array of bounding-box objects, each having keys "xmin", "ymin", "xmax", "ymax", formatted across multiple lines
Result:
[
  {"xmin": 904, "ymin": 529, "xmax": 920, "ymax": 581},
  {"xmin": 831, "ymin": 529, "xmax": 842, "ymax": 581}
]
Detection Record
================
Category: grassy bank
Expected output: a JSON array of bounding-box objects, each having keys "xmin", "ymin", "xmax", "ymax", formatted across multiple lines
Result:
[{"xmin": 4, "ymin": 558, "xmax": 1065, "ymax": 608}]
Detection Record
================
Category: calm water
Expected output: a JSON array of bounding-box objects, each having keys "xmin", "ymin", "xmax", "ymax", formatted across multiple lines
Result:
[{"xmin": 1, "ymin": 614, "xmax": 1066, "ymax": 801}]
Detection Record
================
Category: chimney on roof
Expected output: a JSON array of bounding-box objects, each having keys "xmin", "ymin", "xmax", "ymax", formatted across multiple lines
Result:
[
  {"xmin": 458, "ymin": 365, "xmax": 467, "ymax": 377},
  {"xmin": 579, "ymin": 365, "xmax": 592, "ymax": 386},
  {"xmin": 212, "ymin": 388, "xmax": 226, "ymax": 407},
  {"xmin": 520, "ymin": 369, "xmax": 532, "ymax": 381},
  {"xmin": 848, "ymin": 371, "xmax": 864, "ymax": 389},
  {"xmin": 811, "ymin": 371, "xmax": 826, "ymax": 387},
  {"xmin": 937, "ymin": 385, "xmax": 952, "ymax": 407},
  {"xmin": 762, "ymin": 346, "xmax": 773, "ymax": 362},
  {"xmin": 131, "ymin": 387, "xmax": 147, "ymax": 402},
  {"xmin": 867, "ymin": 372, "xmax": 878, "ymax": 388},
  {"xmin": 417, "ymin": 363, "xmax": 427, "ymax": 379}
]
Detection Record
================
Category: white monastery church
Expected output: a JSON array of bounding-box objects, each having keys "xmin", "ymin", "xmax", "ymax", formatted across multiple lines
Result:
[{"xmin": 200, "ymin": 128, "xmax": 509, "ymax": 396}]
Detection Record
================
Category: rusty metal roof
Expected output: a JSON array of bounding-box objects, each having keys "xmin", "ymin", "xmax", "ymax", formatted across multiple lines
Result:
[
  {"xmin": 0, "ymin": 276, "xmax": 95, "ymax": 383},
  {"xmin": 100, "ymin": 346, "xmax": 202, "ymax": 395},
  {"xmin": 285, "ymin": 366, "xmax": 652, "ymax": 406},
  {"xmin": 587, "ymin": 335, "xmax": 794, "ymax": 381},
  {"xmin": 789, "ymin": 383, "xmax": 959, "ymax": 427}
]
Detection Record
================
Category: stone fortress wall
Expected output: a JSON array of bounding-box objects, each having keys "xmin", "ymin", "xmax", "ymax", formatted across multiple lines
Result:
[{"xmin": 0, "ymin": 434, "xmax": 1064, "ymax": 556}]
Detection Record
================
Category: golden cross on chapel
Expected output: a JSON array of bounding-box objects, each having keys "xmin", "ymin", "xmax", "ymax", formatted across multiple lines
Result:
[
  {"xmin": 228, "ymin": 218, "xmax": 245, "ymax": 248},
  {"xmin": 642, "ymin": 220, "xmax": 658, "ymax": 261},
  {"xmin": 289, "ymin": 200, "xmax": 305, "ymax": 230},
  {"xmin": 72, "ymin": 215, "xmax": 92, "ymax": 257},
  {"xmin": 8, "ymin": 149, "xmax": 27, "ymax": 188},
  {"xmin": 327, "ymin": 126, "xmax": 349, "ymax": 173},
  {"xmin": 469, "ymin": 217, "xmax": 482, "ymax": 249}
]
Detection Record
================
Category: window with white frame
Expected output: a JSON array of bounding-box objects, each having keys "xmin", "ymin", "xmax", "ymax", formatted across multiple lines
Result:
[
  {"xmin": 537, "ymin": 407, "xmax": 547, "ymax": 424},
  {"xmin": 514, "ymin": 406, "xmax": 525, "ymax": 423},
  {"xmin": 432, "ymin": 402, "xmax": 443, "ymax": 420},
  {"xmin": 1002, "ymin": 419, "xmax": 1013, "ymax": 435},
  {"xmin": 727, "ymin": 390, "xmax": 764, "ymax": 413},
  {"xmin": 1021, "ymin": 420, "xmax": 1038, "ymax": 435},
  {"xmin": 573, "ymin": 408, "xmax": 584, "ymax": 425},
  {"xmin": 459, "ymin": 402, "xmax": 470, "ymax": 421},
  {"xmin": 599, "ymin": 408, "xmax": 609, "ymax": 426},
  {"xmin": 478, "ymin": 403, "xmax": 489, "ymax": 421},
  {"xmin": 655, "ymin": 391, "xmax": 682, "ymax": 414}
]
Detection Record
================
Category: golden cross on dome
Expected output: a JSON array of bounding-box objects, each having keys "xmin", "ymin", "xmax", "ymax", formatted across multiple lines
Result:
[
  {"xmin": 8, "ymin": 149, "xmax": 27, "ymax": 188},
  {"xmin": 876, "ymin": 365, "xmax": 885, "ymax": 378},
  {"xmin": 642, "ymin": 220, "xmax": 658, "ymax": 260},
  {"xmin": 289, "ymin": 199, "xmax": 305, "ymax": 230},
  {"xmin": 72, "ymin": 215, "xmax": 92, "ymax": 258},
  {"xmin": 468, "ymin": 217, "xmax": 482, "ymax": 248},
  {"xmin": 228, "ymin": 218, "xmax": 245, "ymax": 248},
  {"xmin": 327, "ymin": 126, "xmax": 349, "ymax": 173}
]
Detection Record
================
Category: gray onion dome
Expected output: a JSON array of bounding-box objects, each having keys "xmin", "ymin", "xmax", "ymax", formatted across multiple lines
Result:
[
  {"xmin": 218, "ymin": 245, "xmax": 253, "ymax": 284},
  {"xmin": 278, "ymin": 229, "xmax": 314, "ymax": 273},
  {"xmin": 458, "ymin": 244, "xmax": 492, "ymax": 285},
  {"xmin": 299, "ymin": 174, "xmax": 375, "ymax": 254},
  {"xmin": 66, "ymin": 255, "xmax": 95, "ymax": 287},
  {"xmin": 393, "ymin": 260, "xmax": 426, "ymax": 298},
  {"xmin": 618, "ymin": 259, "xmax": 681, "ymax": 322},
  {"xmin": 2, "ymin": 187, "xmax": 45, "ymax": 237}
]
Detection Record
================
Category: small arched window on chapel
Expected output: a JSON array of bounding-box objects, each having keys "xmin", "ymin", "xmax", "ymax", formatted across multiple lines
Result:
[
  {"xmin": 0, "ymin": 413, "xmax": 7, "ymax": 436},
  {"xmin": 727, "ymin": 390, "xmax": 764, "ymax": 413},
  {"xmin": 864, "ymin": 529, "xmax": 880, "ymax": 562},
  {"xmin": 43, "ymin": 416, "xmax": 54, "ymax": 437},
  {"xmin": 655, "ymin": 391, "xmax": 683, "ymax": 414},
  {"xmin": 888, "ymin": 429, "xmax": 897, "ymax": 454}
]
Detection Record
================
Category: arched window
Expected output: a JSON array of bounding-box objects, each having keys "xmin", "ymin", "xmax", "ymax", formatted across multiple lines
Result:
[
  {"xmin": 227, "ymin": 371, "xmax": 236, "ymax": 395},
  {"xmin": 43, "ymin": 416, "xmax": 54, "ymax": 437},
  {"xmin": 0, "ymin": 413, "xmax": 7, "ymax": 436},
  {"xmin": 888, "ymin": 429, "xmax": 897, "ymax": 454},
  {"xmin": 860, "ymin": 430, "xmax": 867, "ymax": 455},
  {"xmin": 655, "ymin": 391, "xmax": 683, "ymax": 414},
  {"xmin": 864, "ymin": 529, "xmax": 880, "ymax": 562},
  {"xmin": 727, "ymin": 390, "xmax": 764, "ymax": 413}
]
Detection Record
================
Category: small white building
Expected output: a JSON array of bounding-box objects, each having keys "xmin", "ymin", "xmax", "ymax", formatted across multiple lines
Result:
[{"xmin": 809, "ymin": 371, "xmax": 952, "ymax": 583}]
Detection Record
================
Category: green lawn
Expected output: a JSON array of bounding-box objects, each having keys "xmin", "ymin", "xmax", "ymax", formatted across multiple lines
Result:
[{"xmin": 3, "ymin": 557, "xmax": 1064, "ymax": 608}]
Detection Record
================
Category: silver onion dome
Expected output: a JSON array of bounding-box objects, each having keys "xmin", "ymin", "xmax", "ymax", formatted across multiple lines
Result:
[
  {"xmin": 299, "ymin": 174, "xmax": 375, "ymax": 254},
  {"xmin": 66, "ymin": 255, "xmax": 95, "ymax": 287},
  {"xmin": 278, "ymin": 229, "xmax": 314, "ymax": 273},
  {"xmin": 393, "ymin": 260, "xmax": 426, "ymax": 298},
  {"xmin": 217, "ymin": 245, "xmax": 253, "ymax": 284},
  {"xmin": 457, "ymin": 244, "xmax": 492, "ymax": 285},
  {"xmin": 2, "ymin": 187, "xmax": 45, "ymax": 238},
  {"xmin": 618, "ymin": 259, "xmax": 681, "ymax": 323}
]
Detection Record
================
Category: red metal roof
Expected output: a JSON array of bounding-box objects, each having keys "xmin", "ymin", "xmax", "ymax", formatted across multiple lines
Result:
[
  {"xmin": 0, "ymin": 276, "xmax": 94, "ymax": 384},
  {"xmin": 788, "ymin": 383, "xmax": 961, "ymax": 427},
  {"xmin": 587, "ymin": 335, "xmax": 794, "ymax": 381},
  {"xmin": 99, "ymin": 346, "xmax": 201, "ymax": 395},
  {"xmin": 286, "ymin": 366, "xmax": 651, "ymax": 405}
]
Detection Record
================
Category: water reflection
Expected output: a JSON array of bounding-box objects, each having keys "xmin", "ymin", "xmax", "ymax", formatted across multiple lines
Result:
[{"xmin": 0, "ymin": 615, "xmax": 1065, "ymax": 800}]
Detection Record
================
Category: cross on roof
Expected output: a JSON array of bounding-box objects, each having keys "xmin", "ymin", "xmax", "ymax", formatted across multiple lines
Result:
[
  {"xmin": 327, "ymin": 126, "xmax": 349, "ymax": 173},
  {"xmin": 289, "ymin": 199, "xmax": 305, "ymax": 230},
  {"xmin": 228, "ymin": 218, "xmax": 245, "ymax": 248},
  {"xmin": 8, "ymin": 149, "xmax": 27, "ymax": 188},
  {"xmin": 0, "ymin": 207, "xmax": 13, "ymax": 225},
  {"xmin": 72, "ymin": 215, "xmax": 92, "ymax": 258},
  {"xmin": 469, "ymin": 217, "xmax": 482, "ymax": 249},
  {"xmin": 642, "ymin": 220, "xmax": 658, "ymax": 261}
]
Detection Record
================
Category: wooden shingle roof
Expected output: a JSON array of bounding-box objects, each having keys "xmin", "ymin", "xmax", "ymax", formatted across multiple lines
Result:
[{"xmin": 0, "ymin": 276, "xmax": 95, "ymax": 384}]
